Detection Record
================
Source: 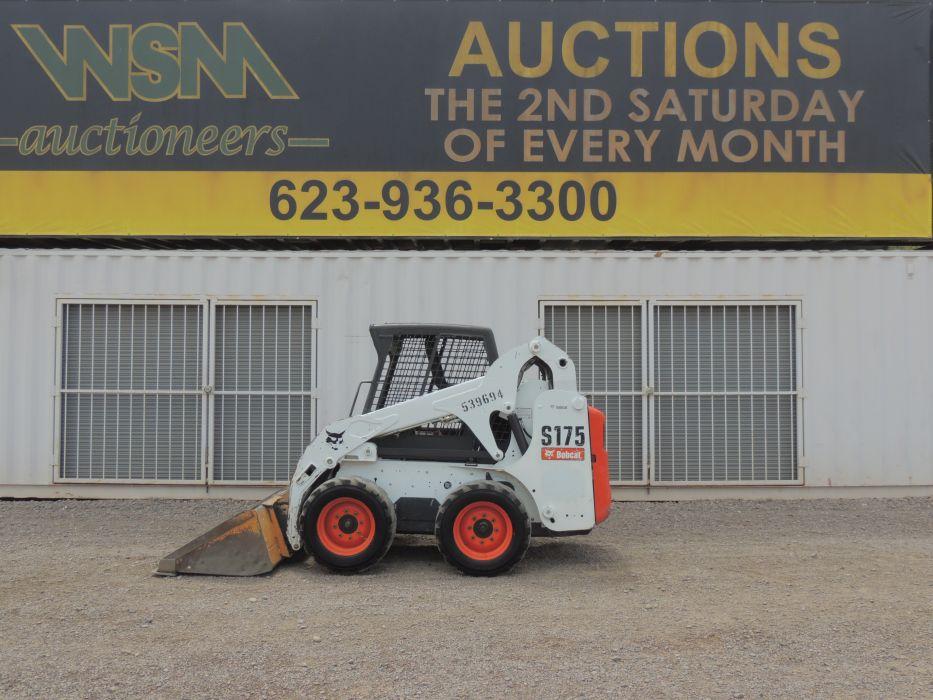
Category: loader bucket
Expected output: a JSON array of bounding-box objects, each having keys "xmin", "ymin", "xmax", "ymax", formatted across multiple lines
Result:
[{"xmin": 156, "ymin": 490, "xmax": 294, "ymax": 576}]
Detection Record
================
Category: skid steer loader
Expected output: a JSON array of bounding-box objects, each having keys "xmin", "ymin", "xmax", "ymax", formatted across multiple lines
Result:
[{"xmin": 158, "ymin": 325, "xmax": 611, "ymax": 577}]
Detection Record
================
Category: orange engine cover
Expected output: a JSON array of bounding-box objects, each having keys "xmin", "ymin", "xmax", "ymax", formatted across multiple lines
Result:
[{"xmin": 587, "ymin": 406, "xmax": 612, "ymax": 524}]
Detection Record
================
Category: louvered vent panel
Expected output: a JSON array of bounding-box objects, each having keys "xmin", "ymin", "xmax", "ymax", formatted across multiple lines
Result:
[
  {"xmin": 212, "ymin": 304, "xmax": 316, "ymax": 482},
  {"xmin": 59, "ymin": 303, "xmax": 203, "ymax": 481},
  {"xmin": 652, "ymin": 304, "xmax": 798, "ymax": 482},
  {"xmin": 543, "ymin": 303, "xmax": 644, "ymax": 482}
]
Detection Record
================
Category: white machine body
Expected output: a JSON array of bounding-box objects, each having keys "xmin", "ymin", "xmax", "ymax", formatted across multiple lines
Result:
[{"xmin": 284, "ymin": 337, "xmax": 597, "ymax": 550}]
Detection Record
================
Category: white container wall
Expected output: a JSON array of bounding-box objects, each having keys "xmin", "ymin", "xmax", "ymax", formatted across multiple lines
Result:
[{"xmin": 1, "ymin": 249, "xmax": 932, "ymax": 498}]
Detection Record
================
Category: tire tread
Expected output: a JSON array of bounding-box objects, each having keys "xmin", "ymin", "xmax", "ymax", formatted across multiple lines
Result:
[
  {"xmin": 300, "ymin": 476, "xmax": 396, "ymax": 574},
  {"xmin": 435, "ymin": 481, "xmax": 531, "ymax": 576}
]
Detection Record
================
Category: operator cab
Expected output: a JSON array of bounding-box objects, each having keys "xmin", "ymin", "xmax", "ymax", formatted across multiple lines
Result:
[{"xmin": 353, "ymin": 324, "xmax": 513, "ymax": 463}]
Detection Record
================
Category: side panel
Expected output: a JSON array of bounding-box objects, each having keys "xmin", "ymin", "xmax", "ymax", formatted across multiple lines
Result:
[
  {"xmin": 506, "ymin": 389, "xmax": 596, "ymax": 531},
  {"xmin": 588, "ymin": 406, "xmax": 612, "ymax": 524},
  {"xmin": 336, "ymin": 460, "xmax": 540, "ymax": 526}
]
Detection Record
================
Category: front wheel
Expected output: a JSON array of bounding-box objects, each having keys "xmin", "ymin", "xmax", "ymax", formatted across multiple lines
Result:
[
  {"xmin": 435, "ymin": 481, "xmax": 531, "ymax": 577},
  {"xmin": 300, "ymin": 477, "xmax": 396, "ymax": 574}
]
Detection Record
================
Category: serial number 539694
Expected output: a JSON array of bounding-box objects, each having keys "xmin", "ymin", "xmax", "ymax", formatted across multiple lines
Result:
[{"xmin": 461, "ymin": 389, "xmax": 504, "ymax": 412}]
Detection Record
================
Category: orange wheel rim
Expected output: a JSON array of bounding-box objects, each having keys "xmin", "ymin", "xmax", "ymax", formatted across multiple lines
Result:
[
  {"xmin": 316, "ymin": 497, "xmax": 376, "ymax": 556},
  {"xmin": 452, "ymin": 501, "xmax": 513, "ymax": 561}
]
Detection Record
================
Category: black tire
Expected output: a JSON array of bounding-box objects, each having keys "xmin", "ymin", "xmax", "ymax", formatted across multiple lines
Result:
[
  {"xmin": 299, "ymin": 477, "xmax": 396, "ymax": 574},
  {"xmin": 435, "ymin": 481, "xmax": 531, "ymax": 577}
]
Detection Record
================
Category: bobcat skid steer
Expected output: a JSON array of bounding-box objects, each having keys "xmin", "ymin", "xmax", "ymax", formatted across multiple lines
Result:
[{"xmin": 158, "ymin": 325, "xmax": 612, "ymax": 577}]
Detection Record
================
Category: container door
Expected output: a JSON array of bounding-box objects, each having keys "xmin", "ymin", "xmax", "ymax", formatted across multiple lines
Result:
[{"xmin": 209, "ymin": 302, "xmax": 317, "ymax": 484}]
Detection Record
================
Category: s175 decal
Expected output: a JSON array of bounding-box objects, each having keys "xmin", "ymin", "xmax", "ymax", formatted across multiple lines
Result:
[{"xmin": 541, "ymin": 425, "xmax": 585, "ymax": 447}]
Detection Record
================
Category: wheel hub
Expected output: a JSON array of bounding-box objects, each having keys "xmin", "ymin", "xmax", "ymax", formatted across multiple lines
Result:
[
  {"xmin": 338, "ymin": 514, "xmax": 359, "ymax": 534},
  {"xmin": 472, "ymin": 518, "xmax": 493, "ymax": 539}
]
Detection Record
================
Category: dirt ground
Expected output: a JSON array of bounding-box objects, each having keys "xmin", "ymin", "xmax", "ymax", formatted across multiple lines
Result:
[{"xmin": 0, "ymin": 497, "xmax": 930, "ymax": 699}]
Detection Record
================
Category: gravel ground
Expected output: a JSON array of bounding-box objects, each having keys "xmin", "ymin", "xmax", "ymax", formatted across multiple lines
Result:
[{"xmin": 0, "ymin": 497, "xmax": 930, "ymax": 699}]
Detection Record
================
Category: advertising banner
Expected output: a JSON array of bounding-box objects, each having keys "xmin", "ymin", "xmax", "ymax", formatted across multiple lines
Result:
[{"xmin": 0, "ymin": 0, "xmax": 929, "ymax": 238}]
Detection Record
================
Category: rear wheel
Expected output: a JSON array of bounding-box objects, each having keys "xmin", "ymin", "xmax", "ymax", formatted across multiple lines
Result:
[
  {"xmin": 435, "ymin": 481, "xmax": 531, "ymax": 576},
  {"xmin": 300, "ymin": 477, "xmax": 396, "ymax": 574}
]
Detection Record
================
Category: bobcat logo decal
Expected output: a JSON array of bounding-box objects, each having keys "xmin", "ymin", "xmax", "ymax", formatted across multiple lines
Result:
[{"xmin": 325, "ymin": 429, "xmax": 345, "ymax": 450}]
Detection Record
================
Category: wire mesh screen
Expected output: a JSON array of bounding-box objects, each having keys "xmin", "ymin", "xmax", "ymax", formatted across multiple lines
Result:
[
  {"xmin": 213, "ymin": 395, "xmax": 314, "ymax": 482},
  {"xmin": 653, "ymin": 304, "xmax": 798, "ymax": 482},
  {"xmin": 214, "ymin": 304, "xmax": 315, "ymax": 394},
  {"xmin": 543, "ymin": 304, "xmax": 644, "ymax": 482},
  {"xmin": 212, "ymin": 304, "xmax": 315, "ymax": 482},
  {"xmin": 61, "ymin": 394, "xmax": 202, "ymax": 480},
  {"xmin": 369, "ymin": 335, "xmax": 490, "ymax": 410},
  {"xmin": 59, "ymin": 303, "xmax": 203, "ymax": 480}
]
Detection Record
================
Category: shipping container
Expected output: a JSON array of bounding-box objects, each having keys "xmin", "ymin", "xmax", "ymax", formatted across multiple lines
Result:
[{"xmin": 1, "ymin": 248, "xmax": 931, "ymax": 500}]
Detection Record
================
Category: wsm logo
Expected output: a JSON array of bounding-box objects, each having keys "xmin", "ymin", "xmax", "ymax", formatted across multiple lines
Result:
[{"xmin": 12, "ymin": 22, "xmax": 298, "ymax": 101}]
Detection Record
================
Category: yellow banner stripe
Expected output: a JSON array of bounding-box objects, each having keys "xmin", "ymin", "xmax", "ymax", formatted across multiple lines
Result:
[{"xmin": 0, "ymin": 170, "xmax": 928, "ymax": 238}]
